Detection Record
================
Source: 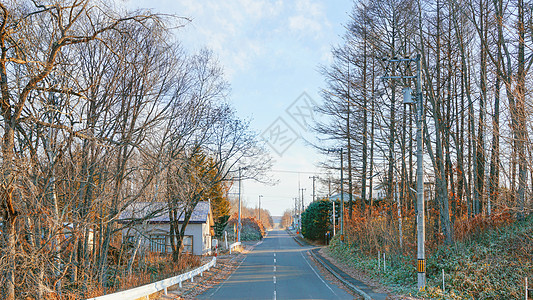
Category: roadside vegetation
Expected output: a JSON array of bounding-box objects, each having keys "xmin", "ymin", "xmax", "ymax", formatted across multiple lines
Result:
[
  {"xmin": 85, "ymin": 253, "xmax": 202, "ymax": 299},
  {"xmin": 305, "ymin": 0, "xmax": 533, "ymax": 298},
  {"xmin": 0, "ymin": 1, "xmax": 271, "ymax": 299},
  {"xmin": 224, "ymin": 200, "xmax": 274, "ymax": 242},
  {"xmin": 325, "ymin": 212, "xmax": 532, "ymax": 299}
]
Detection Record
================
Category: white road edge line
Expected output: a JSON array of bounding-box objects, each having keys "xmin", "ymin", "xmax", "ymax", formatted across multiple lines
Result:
[{"xmin": 300, "ymin": 250, "xmax": 338, "ymax": 297}]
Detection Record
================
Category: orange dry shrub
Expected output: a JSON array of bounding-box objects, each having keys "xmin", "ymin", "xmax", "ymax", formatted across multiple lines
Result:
[
  {"xmin": 77, "ymin": 253, "xmax": 201, "ymax": 299},
  {"xmin": 343, "ymin": 203, "xmax": 418, "ymax": 255},
  {"xmin": 227, "ymin": 214, "xmax": 265, "ymax": 237},
  {"xmin": 454, "ymin": 209, "xmax": 514, "ymax": 242}
]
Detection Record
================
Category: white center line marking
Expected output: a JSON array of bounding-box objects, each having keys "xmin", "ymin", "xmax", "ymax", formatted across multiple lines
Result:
[
  {"xmin": 274, "ymin": 258, "xmax": 276, "ymax": 264},
  {"xmin": 274, "ymin": 290, "xmax": 277, "ymax": 300},
  {"xmin": 273, "ymin": 276, "xmax": 276, "ymax": 284},
  {"xmin": 274, "ymin": 253, "xmax": 276, "ymax": 257},
  {"xmin": 274, "ymin": 265, "xmax": 276, "ymax": 272}
]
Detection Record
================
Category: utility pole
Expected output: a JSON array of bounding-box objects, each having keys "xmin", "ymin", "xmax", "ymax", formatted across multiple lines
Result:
[
  {"xmin": 382, "ymin": 54, "xmax": 425, "ymax": 291},
  {"xmin": 329, "ymin": 148, "xmax": 344, "ymax": 240},
  {"xmin": 258, "ymin": 195, "xmax": 263, "ymax": 223},
  {"xmin": 294, "ymin": 197, "xmax": 298, "ymax": 228},
  {"xmin": 309, "ymin": 176, "xmax": 319, "ymax": 202},
  {"xmin": 300, "ymin": 188, "xmax": 306, "ymax": 211},
  {"xmin": 329, "ymin": 177, "xmax": 336, "ymax": 236},
  {"xmin": 238, "ymin": 167, "xmax": 242, "ymax": 243},
  {"xmin": 340, "ymin": 149, "xmax": 344, "ymax": 240}
]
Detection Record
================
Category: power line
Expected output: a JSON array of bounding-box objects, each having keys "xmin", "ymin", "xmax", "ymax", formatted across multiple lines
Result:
[{"xmin": 270, "ymin": 169, "xmax": 329, "ymax": 175}]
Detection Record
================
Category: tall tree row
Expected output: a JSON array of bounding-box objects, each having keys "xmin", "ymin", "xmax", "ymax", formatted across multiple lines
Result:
[
  {"xmin": 0, "ymin": 1, "xmax": 269, "ymax": 299},
  {"xmin": 316, "ymin": 0, "xmax": 533, "ymax": 248}
]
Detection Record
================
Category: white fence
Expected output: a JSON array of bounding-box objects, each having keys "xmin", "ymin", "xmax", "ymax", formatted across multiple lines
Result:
[
  {"xmin": 87, "ymin": 257, "xmax": 216, "ymax": 300},
  {"xmin": 229, "ymin": 241, "xmax": 241, "ymax": 254}
]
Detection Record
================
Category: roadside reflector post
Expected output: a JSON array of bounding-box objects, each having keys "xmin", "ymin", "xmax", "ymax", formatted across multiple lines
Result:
[
  {"xmin": 378, "ymin": 251, "xmax": 381, "ymax": 271},
  {"xmin": 442, "ymin": 269, "xmax": 445, "ymax": 292},
  {"xmin": 383, "ymin": 253, "xmax": 386, "ymax": 272}
]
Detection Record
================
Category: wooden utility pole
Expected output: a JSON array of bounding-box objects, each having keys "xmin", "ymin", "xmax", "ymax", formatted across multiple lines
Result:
[{"xmin": 309, "ymin": 176, "xmax": 319, "ymax": 202}]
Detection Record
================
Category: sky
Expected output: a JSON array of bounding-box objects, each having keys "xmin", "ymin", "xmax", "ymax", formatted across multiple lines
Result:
[{"xmin": 123, "ymin": 0, "xmax": 354, "ymax": 216}]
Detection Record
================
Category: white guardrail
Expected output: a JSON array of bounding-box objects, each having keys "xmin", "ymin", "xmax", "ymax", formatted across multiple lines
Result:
[
  {"xmin": 229, "ymin": 241, "xmax": 241, "ymax": 254},
  {"xmin": 87, "ymin": 256, "xmax": 216, "ymax": 300}
]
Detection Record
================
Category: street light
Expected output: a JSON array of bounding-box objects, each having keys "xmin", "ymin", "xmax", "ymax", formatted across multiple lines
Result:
[
  {"xmin": 328, "ymin": 148, "xmax": 344, "ymax": 241},
  {"xmin": 382, "ymin": 54, "xmax": 426, "ymax": 291},
  {"xmin": 230, "ymin": 166, "xmax": 248, "ymax": 243},
  {"xmin": 258, "ymin": 195, "xmax": 263, "ymax": 223}
]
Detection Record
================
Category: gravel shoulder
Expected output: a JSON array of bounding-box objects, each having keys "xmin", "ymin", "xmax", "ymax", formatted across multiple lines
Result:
[{"xmin": 157, "ymin": 243, "xmax": 256, "ymax": 300}]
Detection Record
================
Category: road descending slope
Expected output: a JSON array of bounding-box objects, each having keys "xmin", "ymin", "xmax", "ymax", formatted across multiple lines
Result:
[{"xmin": 197, "ymin": 230, "xmax": 353, "ymax": 299}]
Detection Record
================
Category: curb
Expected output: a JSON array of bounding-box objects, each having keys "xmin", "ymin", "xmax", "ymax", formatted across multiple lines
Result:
[
  {"xmin": 285, "ymin": 229, "xmax": 375, "ymax": 300},
  {"xmin": 309, "ymin": 250, "xmax": 373, "ymax": 300}
]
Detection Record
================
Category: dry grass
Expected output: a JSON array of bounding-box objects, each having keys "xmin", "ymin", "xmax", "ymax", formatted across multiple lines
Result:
[{"xmin": 56, "ymin": 253, "xmax": 202, "ymax": 299}]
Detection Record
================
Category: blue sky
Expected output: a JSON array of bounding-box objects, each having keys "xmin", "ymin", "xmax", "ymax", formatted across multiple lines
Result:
[{"xmin": 124, "ymin": 0, "xmax": 354, "ymax": 216}]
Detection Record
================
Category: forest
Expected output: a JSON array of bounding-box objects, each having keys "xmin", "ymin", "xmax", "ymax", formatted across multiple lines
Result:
[
  {"xmin": 314, "ymin": 0, "xmax": 533, "ymax": 297},
  {"xmin": 0, "ymin": 1, "xmax": 270, "ymax": 299}
]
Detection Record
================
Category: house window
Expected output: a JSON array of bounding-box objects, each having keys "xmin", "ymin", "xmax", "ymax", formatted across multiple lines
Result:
[
  {"xmin": 150, "ymin": 235, "xmax": 167, "ymax": 253},
  {"xmin": 183, "ymin": 235, "xmax": 193, "ymax": 254}
]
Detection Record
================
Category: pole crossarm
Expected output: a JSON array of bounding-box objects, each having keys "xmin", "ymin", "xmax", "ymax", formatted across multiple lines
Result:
[{"xmin": 381, "ymin": 75, "xmax": 417, "ymax": 79}]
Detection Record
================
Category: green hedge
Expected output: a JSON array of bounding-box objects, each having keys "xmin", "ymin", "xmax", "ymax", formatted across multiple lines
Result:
[{"xmin": 301, "ymin": 200, "xmax": 332, "ymax": 241}]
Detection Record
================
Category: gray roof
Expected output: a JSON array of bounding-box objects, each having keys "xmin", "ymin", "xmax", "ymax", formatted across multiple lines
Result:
[
  {"xmin": 328, "ymin": 192, "xmax": 361, "ymax": 202},
  {"xmin": 120, "ymin": 201, "xmax": 211, "ymax": 224}
]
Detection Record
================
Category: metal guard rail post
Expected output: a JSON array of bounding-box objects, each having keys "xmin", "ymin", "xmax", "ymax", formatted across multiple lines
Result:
[
  {"xmin": 229, "ymin": 241, "xmax": 241, "ymax": 254},
  {"xmin": 87, "ymin": 256, "xmax": 216, "ymax": 300}
]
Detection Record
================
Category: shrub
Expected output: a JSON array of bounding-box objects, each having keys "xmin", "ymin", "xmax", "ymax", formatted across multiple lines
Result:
[
  {"xmin": 301, "ymin": 200, "xmax": 332, "ymax": 241},
  {"xmin": 225, "ymin": 216, "xmax": 264, "ymax": 241}
]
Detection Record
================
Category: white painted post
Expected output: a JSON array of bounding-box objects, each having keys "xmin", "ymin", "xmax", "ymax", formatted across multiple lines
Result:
[
  {"xmin": 442, "ymin": 269, "xmax": 445, "ymax": 292},
  {"xmin": 145, "ymin": 295, "xmax": 149, "ymax": 300},
  {"xmin": 179, "ymin": 281, "xmax": 182, "ymax": 288},
  {"xmin": 526, "ymin": 277, "xmax": 528, "ymax": 300},
  {"xmin": 225, "ymin": 231, "xmax": 228, "ymax": 249},
  {"xmin": 383, "ymin": 253, "xmax": 386, "ymax": 272},
  {"xmin": 191, "ymin": 276, "xmax": 194, "ymax": 283},
  {"xmin": 378, "ymin": 251, "xmax": 381, "ymax": 270},
  {"xmin": 164, "ymin": 286, "xmax": 168, "ymax": 295}
]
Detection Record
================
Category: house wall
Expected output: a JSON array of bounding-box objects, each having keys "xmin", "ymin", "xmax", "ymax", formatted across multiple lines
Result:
[
  {"xmin": 123, "ymin": 222, "xmax": 211, "ymax": 256},
  {"xmin": 201, "ymin": 222, "xmax": 211, "ymax": 254}
]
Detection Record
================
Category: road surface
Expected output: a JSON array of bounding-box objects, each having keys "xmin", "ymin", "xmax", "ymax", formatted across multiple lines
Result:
[{"xmin": 197, "ymin": 230, "xmax": 353, "ymax": 299}]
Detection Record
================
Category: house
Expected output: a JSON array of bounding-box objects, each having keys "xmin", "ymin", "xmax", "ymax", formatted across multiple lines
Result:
[
  {"xmin": 120, "ymin": 201, "xmax": 214, "ymax": 256},
  {"xmin": 328, "ymin": 192, "xmax": 362, "ymax": 202}
]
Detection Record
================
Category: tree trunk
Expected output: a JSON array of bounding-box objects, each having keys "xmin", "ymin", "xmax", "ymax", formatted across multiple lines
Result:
[{"xmin": 2, "ymin": 124, "xmax": 16, "ymax": 300}]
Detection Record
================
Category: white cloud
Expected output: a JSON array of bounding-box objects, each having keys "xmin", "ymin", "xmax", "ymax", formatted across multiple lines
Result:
[
  {"xmin": 287, "ymin": 0, "xmax": 330, "ymax": 40},
  {"xmin": 288, "ymin": 15, "xmax": 323, "ymax": 38}
]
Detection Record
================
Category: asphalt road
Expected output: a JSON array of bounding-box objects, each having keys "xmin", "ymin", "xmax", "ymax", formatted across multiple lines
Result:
[{"xmin": 197, "ymin": 230, "xmax": 353, "ymax": 300}]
